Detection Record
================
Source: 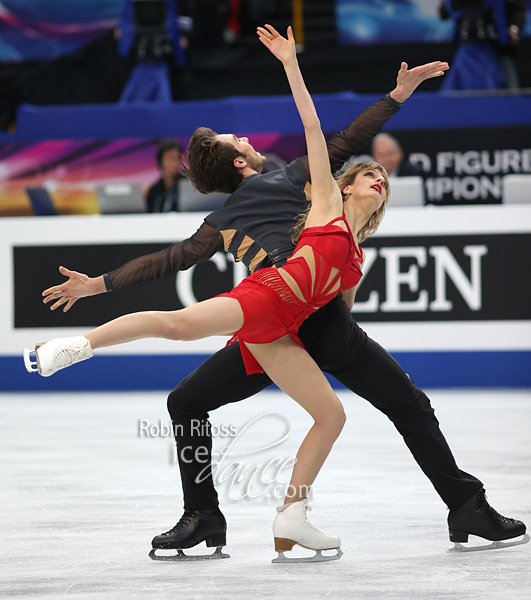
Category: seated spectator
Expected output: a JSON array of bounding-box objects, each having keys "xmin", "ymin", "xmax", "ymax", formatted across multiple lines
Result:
[
  {"xmin": 146, "ymin": 139, "xmax": 184, "ymax": 212},
  {"xmin": 371, "ymin": 133, "xmax": 423, "ymax": 177}
]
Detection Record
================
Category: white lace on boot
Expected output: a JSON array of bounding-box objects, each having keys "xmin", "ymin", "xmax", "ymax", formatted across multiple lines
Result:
[
  {"xmin": 273, "ymin": 498, "xmax": 340, "ymax": 552},
  {"xmin": 24, "ymin": 336, "xmax": 93, "ymax": 377}
]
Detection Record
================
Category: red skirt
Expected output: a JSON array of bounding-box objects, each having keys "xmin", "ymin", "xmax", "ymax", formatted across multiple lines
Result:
[{"xmin": 218, "ymin": 268, "xmax": 310, "ymax": 375}]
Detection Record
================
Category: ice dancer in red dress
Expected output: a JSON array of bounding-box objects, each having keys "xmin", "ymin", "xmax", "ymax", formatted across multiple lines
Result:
[{"xmin": 24, "ymin": 25, "xmax": 398, "ymax": 562}]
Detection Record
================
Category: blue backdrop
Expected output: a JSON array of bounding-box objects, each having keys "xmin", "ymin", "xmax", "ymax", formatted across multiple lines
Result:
[
  {"xmin": 0, "ymin": 0, "xmax": 120, "ymax": 62},
  {"xmin": 336, "ymin": 0, "xmax": 531, "ymax": 45},
  {"xmin": 2, "ymin": 1, "xmax": 531, "ymax": 61}
]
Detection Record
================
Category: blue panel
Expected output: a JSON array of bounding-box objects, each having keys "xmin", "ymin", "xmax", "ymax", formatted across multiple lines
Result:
[
  {"xmin": 391, "ymin": 351, "xmax": 531, "ymax": 389},
  {"xmin": 8, "ymin": 92, "xmax": 531, "ymax": 141},
  {"xmin": 3, "ymin": 351, "xmax": 531, "ymax": 392},
  {"xmin": 3, "ymin": 354, "xmax": 211, "ymax": 393}
]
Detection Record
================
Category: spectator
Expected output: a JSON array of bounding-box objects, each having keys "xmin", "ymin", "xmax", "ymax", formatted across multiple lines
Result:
[
  {"xmin": 146, "ymin": 139, "xmax": 184, "ymax": 212},
  {"xmin": 371, "ymin": 133, "xmax": 423, "ymax": 177}
]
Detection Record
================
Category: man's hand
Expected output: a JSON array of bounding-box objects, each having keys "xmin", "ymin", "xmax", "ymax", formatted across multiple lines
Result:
[
  {"xmin": 42, "ymin": 266, "xmax": 106, "ymax": 312},
  {"xmin": 390, "ymin": 61, "xmax": 449, "ymax": 104},
  {"xmin": 257, "ymin": 24, "xmax": 296, "ymax": 66}
]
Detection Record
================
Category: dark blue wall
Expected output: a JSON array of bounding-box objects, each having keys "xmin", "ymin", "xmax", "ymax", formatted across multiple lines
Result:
[{"xmin": 3, "ymin": 92, "xmax": 531, "ymax": 141}]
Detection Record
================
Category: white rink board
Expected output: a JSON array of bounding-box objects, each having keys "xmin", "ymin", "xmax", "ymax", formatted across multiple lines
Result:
[{"xmin": 2, "ymin": 205, "xmax": 531, "ymax": 357}]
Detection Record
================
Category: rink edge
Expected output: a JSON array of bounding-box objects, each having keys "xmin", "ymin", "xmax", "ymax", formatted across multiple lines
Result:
[{"xmin": 2, "ymin": 351, "xmax": 531, "ymax": 392}]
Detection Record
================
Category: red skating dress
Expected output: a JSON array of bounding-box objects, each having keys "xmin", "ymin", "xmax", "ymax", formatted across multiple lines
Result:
[{"xmin": 219, "ymin": 213, "xmax": 364, "ymax": 374}]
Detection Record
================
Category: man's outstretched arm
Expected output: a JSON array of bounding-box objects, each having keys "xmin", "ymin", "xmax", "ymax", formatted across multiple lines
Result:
[
  {"xmin": 299, "ymin": 60, "xmax": 448, "ymax": 176},
  {"xmin": 42, "ymin": 222, "xmax": 224, "ymax": 312}
]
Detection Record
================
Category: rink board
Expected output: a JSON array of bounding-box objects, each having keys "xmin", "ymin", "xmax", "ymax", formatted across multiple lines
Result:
[{"xmin": 2, "ymin": 206, "xmax": 531, "ymax": 391}]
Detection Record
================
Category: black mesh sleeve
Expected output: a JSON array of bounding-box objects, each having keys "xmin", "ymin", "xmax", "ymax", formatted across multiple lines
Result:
[
  {"xmin": 297, "ymin": 94, "xmax": 402, "ymax": 178},
  {"xmin": 105, "ymin": 222, "xmax": 224, "ymax": 292}
]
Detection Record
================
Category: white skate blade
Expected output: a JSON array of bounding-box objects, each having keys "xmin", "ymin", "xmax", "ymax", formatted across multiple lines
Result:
[
  {"xmin": 272, "ymin": 547, "xmax": 343, "ymax": 564},
  {"xmin": 149, "ymin": 546, "xmax": 230, "ymax": 561},
  {"xmin": 23, "ymin": 348, "xmax": 40, "ymax": 374},
  {"xmin": 448, "ymin": 532, "xmax": 530, "ymax": 553}
]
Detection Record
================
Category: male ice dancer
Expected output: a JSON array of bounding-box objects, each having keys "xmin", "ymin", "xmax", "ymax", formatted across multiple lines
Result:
[{"xmin": 43, "ymin": 61, "xmax": 526, "ymax": 559}]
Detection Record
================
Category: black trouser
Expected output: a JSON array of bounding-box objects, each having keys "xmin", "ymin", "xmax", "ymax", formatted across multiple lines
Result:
[{"xmin": 168, "ymin": 295, "xmax": 482, "ymax": 512}]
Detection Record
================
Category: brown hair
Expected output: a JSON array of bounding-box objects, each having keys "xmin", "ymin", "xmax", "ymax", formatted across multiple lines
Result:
[
  {"xmin": 183, "ymin": 127, "xmax": 245, "ymax": 194},
  {"xmin": 291, "ymin": 161, "xmax": 390, "ymax": 244}
]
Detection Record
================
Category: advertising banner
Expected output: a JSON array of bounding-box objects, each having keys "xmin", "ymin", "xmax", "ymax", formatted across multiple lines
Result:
[
  {"xmin": 340, "ymin": 125, "xmax": 531, "ymax": 205},
  {"xmin": 2, "ymin": 207, "xmax": 530, "ymax": 390}
]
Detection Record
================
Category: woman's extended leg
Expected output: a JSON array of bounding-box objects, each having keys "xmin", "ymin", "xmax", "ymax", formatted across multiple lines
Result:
[
  {"xmin": 25, "ymin": 297, "xmax": 244, "ymax": 377},
  {"xmin": 86, "ymin": 297, "xmax": 244, "ymax": 349},
  {"xmin": 245, "ymin": 335, "xmax": 346, "ymax": 504}
]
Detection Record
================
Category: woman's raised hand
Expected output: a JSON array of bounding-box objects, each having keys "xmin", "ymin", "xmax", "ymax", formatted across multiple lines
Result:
[{"xmin": 257, "ymin": 24, "xmax": 296, "ymax": 65}]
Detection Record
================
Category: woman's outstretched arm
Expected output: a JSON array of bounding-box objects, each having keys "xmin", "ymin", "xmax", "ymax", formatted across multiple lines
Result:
[{"xmin": 257, "ymin": 25, "xmax": 341, "ymax": 219}]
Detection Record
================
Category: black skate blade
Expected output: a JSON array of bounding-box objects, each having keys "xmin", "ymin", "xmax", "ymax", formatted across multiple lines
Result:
[
  {"xmin": 272, "ymin": 548, "xmax": 343, "ymax": 564},
  {"xmin": 448, "ymin": 532, "xmax": 530, "ymax": 553},
  {"xmin": 149, "ymin": 546, "xmax": 230, "ymax": 561}
]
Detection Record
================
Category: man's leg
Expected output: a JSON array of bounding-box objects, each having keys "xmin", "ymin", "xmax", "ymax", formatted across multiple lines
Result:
[
  {"xmin": 298, "ymin": 297, "xmax": 481, "ymax": 508},
  {"xmin": 151, "ymin": 342, "xmax": 272, "ymax": 553},
  {"xmin": 298, "ymin": 297, "xmax": 525, "ymax": 542},
  {"xmin": 169, "ymin": 341, "xmax": 272, "ymax": 509},
  {"xmin": 336, "ymin": 337, "xmax": 483, "ymax": 510}
]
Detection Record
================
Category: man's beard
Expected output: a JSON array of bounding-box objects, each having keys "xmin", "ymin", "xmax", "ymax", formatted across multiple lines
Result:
[{"xmin": 251, "ymin": 153, "xmax": 267, "ymax": 173}]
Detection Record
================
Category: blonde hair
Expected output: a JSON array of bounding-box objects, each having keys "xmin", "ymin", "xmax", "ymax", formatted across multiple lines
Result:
[{"xmin": 291, "ymin": 161, "xmax": 390, "ymax": 244}]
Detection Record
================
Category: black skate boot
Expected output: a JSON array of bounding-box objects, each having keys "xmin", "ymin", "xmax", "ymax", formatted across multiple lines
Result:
[
  {"xmin": 149, "ymin": 508, "xmax": 229, "ymax": 561},
  {"xmin": 448, "ymin": 488, "xmax": 528, "ymax": 551}
]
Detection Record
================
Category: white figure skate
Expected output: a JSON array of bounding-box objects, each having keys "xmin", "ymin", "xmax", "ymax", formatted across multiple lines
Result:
[
  {"xmin": 24, "ymin": 336, "xmax": 93, "ymax": 377},
  {"xmin": 272, "ymin": 498, "xmax": 343, "ymax": 563}
]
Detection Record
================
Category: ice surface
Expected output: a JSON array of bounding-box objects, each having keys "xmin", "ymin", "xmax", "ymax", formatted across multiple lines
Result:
[{"xmin": 1, "ymin": 389, "xmax": 530, "ymax": 600}]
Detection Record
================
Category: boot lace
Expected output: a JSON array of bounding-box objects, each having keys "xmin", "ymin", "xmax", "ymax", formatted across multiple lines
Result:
[
  {"xmin": 304, "ymin": 503, "xmax": 333, "ymax": 536},
  {"xmin": 477, "ymin": 492, "xmax": 516, "ymax": 524},
  {"xmin": 51, "ymin": 344, "xmax": 87, "ymax": 371},
  {"xmin": 162, "ymin": 512, "xmax": 195, "ymax": 536}
]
